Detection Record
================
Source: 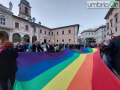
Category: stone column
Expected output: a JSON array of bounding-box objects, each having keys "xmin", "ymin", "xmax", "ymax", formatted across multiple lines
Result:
[
  {"xmin": 30, "ymin": 35, "xmax": 33, "ymax": 44},
  {"xmin": 9, "ymin": 30, "xmax": 13, "ymax": 42},
  {"xmin": 37, "ymin": 35, "xmax": 40, "ymax": 41},
  {"xmin": 20, "ymin": 33, "xmax": 24, "ymax": 42}
]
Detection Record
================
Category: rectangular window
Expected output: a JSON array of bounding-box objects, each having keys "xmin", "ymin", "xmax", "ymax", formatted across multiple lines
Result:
[
  {"xmin": 49, "ymin": 32, "xmax": 50, "ymax": 35},
  {"xmin": 15, "ymin": 22, "xmax": 19, "ymax": 28},
  {"xmin": 89, "ymin": 33, "xmax": 90, "ymax": 35},
  {"xmin": 111, "ymin": 30, "xmax": 112, "ymax": 34},
  {"xmin": 52, "ymin": 32, "xmax": 53, "ymax": 35},
  {"xmin": 86, "ymin": 33, "xmax": 87, "ymax": 35},
  {"xmin": 57, "ymin": 31, "xmax": 58, "ymax": 35},
  {"xmin": 57, "ymin": 40, "xmax": 58, "ymax": 42},
  {"xmin": 45, "ymin": 31, "xmax": 46, "ymax": 34},
  {"xmin": 107, "ymin": 23, "xmax": 109, "ymax": 30},
  {"xmin": 62, "ymin": 39, "xmax": 64, "ymax": 42},
  {"xmin": 48, "ymin": 40, "xmax": 50, "ymax": 42},
  {"xmin": 25, "ymin": 25, "xmax": 28, "ymax": 30},
  {"xmin": 115, "ymin": 27, "xmax": 117, "ymax": 32},
  {"xmin": 69, "ymin": 30, "xmax": 71, "ymax": 34},
  {"xmin": 62, "ymin": 31, "xmax": 64, "ymax": 34},
  {"xmin": 1, "ymin": 18, "xmax": 5, "ymax": 25},
  {"xmin": 111, "ymin": 21, "xmax": 112, "ymax": 27},
  {"xmin": 40, "ymin": 29, "xmax": 42, "ymax": 33},
  {"xmin": 104, "ymin": 29, "xmax": 106, "ymax": 31},
  {"xmin": 69, "ymin": 39, "xmax": 71, "ymax": 42}
]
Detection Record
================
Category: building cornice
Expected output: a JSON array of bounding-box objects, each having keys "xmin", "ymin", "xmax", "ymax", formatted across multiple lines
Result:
[
  {"xmin": 104, "ymin": 8, "xmax": 114, "ymax": 19},
  {"xmin": 18, "ymin": 0, "xmax": 31, "ymax": 8},
  {"xmin": 18, "ymin": 13, "xmax": 31, "ymax": 17},
  {"xmin": 0, "ymin": 26, "xmax": 14, "ymax": 30},
  {"xmin": 95, "ymin": 25, "xmax": 106, "ymax": 31},
  {"xmin": 104, "ymin": 0, "xmax": 120, "ymax": 19},
  {"xmin": 51, "ymin": 24, "xmax": 79, "ymax": 30},
  {"xmin": 0, "ymin": 4, "xmax": 13, "ymax": 15}
]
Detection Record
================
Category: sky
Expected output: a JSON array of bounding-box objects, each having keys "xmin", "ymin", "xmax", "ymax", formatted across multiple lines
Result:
[{"xmin": 0, "ymin": 0, "xmax": 110, "ymax": 36}]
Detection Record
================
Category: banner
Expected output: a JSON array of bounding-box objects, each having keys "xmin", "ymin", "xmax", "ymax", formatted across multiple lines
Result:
[{"xmin": 13, "ymin": 47, "xmax": 120, "ymax": 90}]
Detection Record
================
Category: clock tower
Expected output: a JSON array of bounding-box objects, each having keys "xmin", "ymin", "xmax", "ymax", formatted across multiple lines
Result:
[{"xmin": 18, "ymin": 0, "xmax": 31, "ymax": 19}]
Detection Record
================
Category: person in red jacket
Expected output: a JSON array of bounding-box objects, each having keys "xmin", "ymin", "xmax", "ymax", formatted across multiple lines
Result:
[{"xmin": 0, "ymin": 42, "xmax": 5, "ymax": 53}]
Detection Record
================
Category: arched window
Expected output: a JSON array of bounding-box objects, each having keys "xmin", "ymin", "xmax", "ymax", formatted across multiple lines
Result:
[{"xmin": 25, "ymin": 7, "xmax": 28, "ymax": 14}]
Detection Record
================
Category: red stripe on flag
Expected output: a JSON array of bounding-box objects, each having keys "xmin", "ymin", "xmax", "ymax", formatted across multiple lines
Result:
[
  {"xmin": 67, "ymin": 53, "xmax": 94, "ymax": 90},
  {"xmin": 92, "ymin": 51, "xmax": 120, "ymax": 90}
]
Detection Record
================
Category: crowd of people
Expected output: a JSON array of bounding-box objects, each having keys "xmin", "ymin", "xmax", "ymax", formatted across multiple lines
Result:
[
  {"xmin": 12, "ymin": 41, "xmax": 82, "ymax": 53},
  {"xmin": 99, "ymin": 39, "xmax": 118, "ymax": 72}
]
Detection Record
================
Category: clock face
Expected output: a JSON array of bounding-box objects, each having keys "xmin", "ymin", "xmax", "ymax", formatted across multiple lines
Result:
[{"xmin": 26, "ymin": 17, "xmax": 28, "ymax": 20}]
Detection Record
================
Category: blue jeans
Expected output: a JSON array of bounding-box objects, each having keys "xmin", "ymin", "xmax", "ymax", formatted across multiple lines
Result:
[{"xmin": 105, "ymin": 55, "xmax": 113, "ymax": 71}]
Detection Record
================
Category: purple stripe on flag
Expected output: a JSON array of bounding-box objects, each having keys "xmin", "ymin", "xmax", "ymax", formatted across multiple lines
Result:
[{"xmin": 17, "ymin": 48, "xmax": 70, "ymax": 66}]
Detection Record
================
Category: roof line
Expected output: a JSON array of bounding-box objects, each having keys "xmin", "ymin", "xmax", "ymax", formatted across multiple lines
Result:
[{"xmin": 12, "ymin": 15, "xmax": 79, "ymax": 30}]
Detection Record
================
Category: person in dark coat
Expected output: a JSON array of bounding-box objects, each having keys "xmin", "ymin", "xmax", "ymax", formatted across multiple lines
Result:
[
  {"xmin": 100, "ymin": 42, "xmax": 106, "ymax": 57},
  {"xmin": 37, "ymin": 41, "xmax": 43, "ymax": 52},
  {"xmin": 59, "ymin": 43, "xmax": 62, "ymax": 52},
  {"xmin": 32, "ymin": 41, "xmax": 43, "ymax": 52},
  {"xmin": 103, "ymin": 40, "xmax": 114, "ymax": 71},
  {"xmin": 78, "ymin": 44, "xmax": 81, "ymax": 50},
  {"xmin": 50, "ymin": 44, "xmax": 54, "ymax": 52},
  {"xmin": 15, "ymin": 42, "xmax": 23, "ymax": 52},
  {"xmin": 0, "ymin": 41, "xmax": 18, "ymax": 90},
  {"xmin": 21, "ymin": 41, "xmax": 27, "ymax": 52}
]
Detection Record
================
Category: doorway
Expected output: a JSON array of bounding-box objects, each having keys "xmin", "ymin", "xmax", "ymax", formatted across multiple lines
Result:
[{"xmin": 44, "ymin": 39, "xmax": 47, "ymax": 44}]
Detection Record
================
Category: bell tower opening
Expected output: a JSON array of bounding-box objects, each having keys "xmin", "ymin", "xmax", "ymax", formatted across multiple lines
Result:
[{"xmin": 18, "ymin": 0, "xmax": 31, "ymax": 19}]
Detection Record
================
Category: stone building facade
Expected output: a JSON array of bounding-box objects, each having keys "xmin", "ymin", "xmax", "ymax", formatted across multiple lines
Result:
[
  {"xmin": 104, "ymin": 0, "xmax": 120, "ymax": 39},
  {"xmin": 0, "ymin": 0, "xmax": 79, "ymax": 44},
  {"xmin": 81, "ymin": 29, "xmax": 96, "ymax": 44},
  {"xmin": 81, "ymin": 25, "xmax": 106, "ymax": 44},
  {"xmin": 95, "ymin": 25, "xmax": 106, "ymax": 44}
]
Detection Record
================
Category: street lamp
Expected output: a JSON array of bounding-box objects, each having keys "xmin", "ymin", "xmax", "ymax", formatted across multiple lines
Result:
[{"xmin": 28, "ymin": 17, "xmax": 41, "ymax": 44}]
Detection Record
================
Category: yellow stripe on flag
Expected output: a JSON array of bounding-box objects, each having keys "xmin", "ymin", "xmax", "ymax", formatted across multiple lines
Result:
[
  {"xmin": 92, "ymin": 48, "xmax": 98, "ymax": 52},
  {"xmin": 42, "ymin": 54, "xmax": 87, "ymax": 90}
]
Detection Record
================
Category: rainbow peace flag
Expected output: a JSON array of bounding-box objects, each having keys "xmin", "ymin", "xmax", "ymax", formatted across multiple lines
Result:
[{"xmin": 13, "ymin": 47, "xmax": 120, "ymax": 90}]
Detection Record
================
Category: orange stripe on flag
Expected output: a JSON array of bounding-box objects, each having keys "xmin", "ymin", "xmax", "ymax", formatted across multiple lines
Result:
[{"xmin": 67, "ymin": 53, "xmax": 93, "ymax": 90}]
